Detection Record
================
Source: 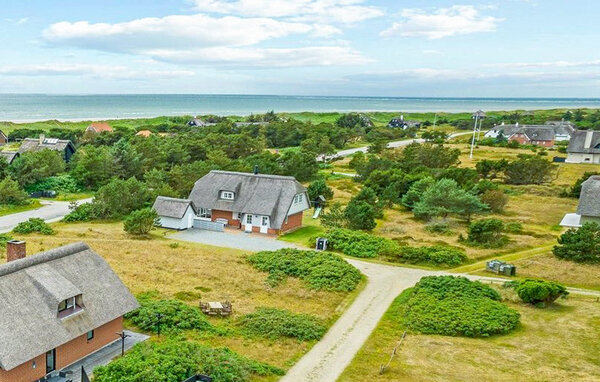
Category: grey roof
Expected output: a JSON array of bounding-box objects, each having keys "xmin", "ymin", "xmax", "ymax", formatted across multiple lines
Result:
[
  {"xmin": 152, "ymin": 196, "xmax": 197, "ymax": 219},
  {"xmin": 545, "ymin": 121, "xmax": 576, "ymax": 135},
  {"xmin": 0, "ymin": 242, "xmax": 139, "ymax": 371},
  {"xmin": 516, "ymin": 126, "xmax": 556, "ymax": 141},
  {"xmin": 189, "ymin": 170, "xmax": 307, "ymax": 229},
  {"xmin": 567, "ymin": 130, "xmax": 600, "ymax": 154},
  {"xmin": 577, "ymin": 176, "xmax": 600, "ymax": 217},
  {"xmin": 18, "ymin": 137, "xmax": 75, "ymax": 155},
  {"xmin": 0, "ymin": 151, "xmax": 19, "ymax": 164}
]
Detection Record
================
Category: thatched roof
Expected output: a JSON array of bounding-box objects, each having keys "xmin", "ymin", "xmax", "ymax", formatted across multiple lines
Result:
[
  {"xmin": 516, "ymin": 126, "xmax": 555, "ymax": 141},
  {"xmin": 0, "ymin": 151, "xmax": 19, "ymax": 164},
  {"xmin": 567, "ymin": 130, "xmax": 600, "ymax": 154},
  {"xmin": 189, "ymin": 170, "xmax": 307, "ymax": 229},
  {"xmin": 152, "ymin": 196, "xmax": 197, "ymax": 218},
  {"xmin": 0, "ymin": 242, "xmax": 138, "ymax": 371},
  {"xmin": 18, "ymin": 137, "xmax": 75, "ymax": 155},
  {"xmin": 577, "ymin": 176, "xmax": 600, "ymax": 217},
  {"xmin": 491, "ymin": 123, "xmax": 568, "ymax": 141}
]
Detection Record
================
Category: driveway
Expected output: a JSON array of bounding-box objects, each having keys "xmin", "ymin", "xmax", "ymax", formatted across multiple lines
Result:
[
  {"xmin": 170, "ymin": 228, "xmax": 299, "ymax": 252},
  {"xmin": 0, "ymin": 199, "xmax": 92, "ymax": 233}
]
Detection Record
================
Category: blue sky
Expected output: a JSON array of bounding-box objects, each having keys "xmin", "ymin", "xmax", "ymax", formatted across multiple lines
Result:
[{"xmin": 0, "ymin": 0, "xmax": 598, "ymax": 97}]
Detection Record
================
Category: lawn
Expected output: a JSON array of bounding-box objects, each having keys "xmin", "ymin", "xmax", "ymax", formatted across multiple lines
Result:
[
  {"xmin": 0, "ymin": 200, "xmax": 42, "ymax": 217},
  {"xmin": 339, "ymin": 288, "xmax": 600, "ymax": 382},
  {"xmin": 6, "ymin": 221, "xmax": 360, "ymax": 379}
]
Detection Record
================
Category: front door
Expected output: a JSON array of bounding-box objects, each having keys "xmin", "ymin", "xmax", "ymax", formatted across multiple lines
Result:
[
  {"xmin": 244, "ymin": 214, "xmax": 253, "ymax": 232},
  {"xmin": 46, "ymin": 348, "xmax": 56, "ymax": 374},
  {"xmin": 260, "ymin": 216, "xmax": 269, "ymax": 234}
]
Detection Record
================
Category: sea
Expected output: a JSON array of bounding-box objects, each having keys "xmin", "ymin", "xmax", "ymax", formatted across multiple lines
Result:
[{"xmin": 1, "ymin": 94, "xmax": 600, "ymax": 122}]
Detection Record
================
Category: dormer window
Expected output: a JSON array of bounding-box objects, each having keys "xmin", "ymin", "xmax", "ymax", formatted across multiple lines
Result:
[
  {"xmin": 221, "ymin": 191, "xmax": 235, "ymax": 200},
  {"xmin": 294, "ymin": 194, "xmax": 303, "ymax": 204},
  {"xmin": 58, "ymin": 295, "xmax": 84, "ymax": 319}
]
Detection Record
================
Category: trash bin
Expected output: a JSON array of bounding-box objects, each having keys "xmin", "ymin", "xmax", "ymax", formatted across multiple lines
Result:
[{"xmin": 315, "ymin": 238, "xmax": 328, "ymax": 251}]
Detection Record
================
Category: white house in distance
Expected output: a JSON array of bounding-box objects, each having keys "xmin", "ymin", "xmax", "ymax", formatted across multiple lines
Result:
[
  {"xmin": 152, "ymin": 197, "xmax": 197, "ymax": 230},
  {"xmin": 566, "ymin": 130, "xmax": 600, "ymax": 164},
  {"xmin": 560, "ymin": 175, "xmax": 600, "ymax": 228}
]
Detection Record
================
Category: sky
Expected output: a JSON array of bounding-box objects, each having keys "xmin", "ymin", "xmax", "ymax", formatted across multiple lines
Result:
[{"xmin": 0, "ymin": 0, "xmax": 599, "ymax": 97}]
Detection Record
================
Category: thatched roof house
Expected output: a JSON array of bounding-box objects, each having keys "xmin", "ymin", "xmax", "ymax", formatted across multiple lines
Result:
[
  {"xmin": 0, "ymin": 241, "xmax": 138, "ymax": 378},
  {"xmin": 85, "ymin": 122, "xmax": 113, "ymax": 134},
  {"xmin": 566, "ymin": 130, "xmax": 600, "ymax": 163},
  {"xmin": 0, "ymin": 151, "xmax": 19, "ymax": 164},
  {"xmin": 18, "ymin": 135, "xmax": 76, "ymax": 161},
  {"xmin": 560, "ymin": 175, "xmax": 600, "ymax": 227},
  {"xmin": 152, "ymin": 196, "xmax": 198, "ymax": 230}
]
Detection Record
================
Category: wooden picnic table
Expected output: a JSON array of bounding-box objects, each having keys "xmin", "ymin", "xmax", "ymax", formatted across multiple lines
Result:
[{"xmin": 200, "ymin": 301, "xmax": 232, "ymax": 317}]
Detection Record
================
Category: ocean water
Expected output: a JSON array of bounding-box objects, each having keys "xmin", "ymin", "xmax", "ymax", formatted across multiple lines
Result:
[{"xmin": 1, "ymin": 94, "xmax": 599, "ymax": 122}]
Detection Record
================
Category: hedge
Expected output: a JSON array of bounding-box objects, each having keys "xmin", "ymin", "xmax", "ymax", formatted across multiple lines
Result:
[
  {"xmin": 125, "ymin": 296, "xmax": 212, "ymax": 334},
  {"xmin": 247, "ymin": 249, "xmax": 361, "ymax": 292},
  {"xmin": 515, "ymin": 279, "xmax": 569, "ymax": 307},
  {"xmin": 239, "ymin": 307, "xmax": 326, "ymax": 341},
  {"xmin": 396, "ymin": 245, "xmax": 467, "ymax": 267}
]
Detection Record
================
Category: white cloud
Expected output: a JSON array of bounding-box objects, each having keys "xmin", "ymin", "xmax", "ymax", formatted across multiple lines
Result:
[
  {"xmin": 4, "ymin": 17, "xmax": 29, "ymax": 25},
  {"xmin": 42, "ymin": 13, "xmax": 369, "ymax": 68},
  {"xmin": 381, "ymin": 5, "xmax": 503, "ymax": 39},
  {"xmin": 489, "ymin": 60, "xmax": 600, "ymax": 69},
  {"xmin": 192, "ymin": 0, "xmax": 383, "ymax": 23},
  {"xmin": 0, "ymin": 64, "xmax": 195, "ymax": 80}
]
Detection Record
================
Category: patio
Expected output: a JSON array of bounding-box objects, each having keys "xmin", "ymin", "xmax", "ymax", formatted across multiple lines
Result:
[
  {"xmin": 43, "ymin": 330, "xmax": 149, "ymax": 382},
  {"xmin": 171, "ymin": 228, "xmax": 299, "ymax": 252}
]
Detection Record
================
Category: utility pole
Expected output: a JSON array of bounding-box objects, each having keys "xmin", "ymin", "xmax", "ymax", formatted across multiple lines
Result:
[
  {"xmin": 470, "ymin": 110, "xmax": 486, "ymax": 159},
  {"xmin": 116, "ymin": 331, "xmax": 131, "ymax": 356},
  {"xmin": 156, "ymin": 313, "xmax": 164, "ymax": 336}
]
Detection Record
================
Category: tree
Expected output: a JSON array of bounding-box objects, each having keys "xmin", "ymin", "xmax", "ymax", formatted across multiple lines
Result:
[
  {"xmin": 504, "ymin": 156, "xmax": 555, "ymax": 185},
  {"xmin": 10, "ymin": 149, "xmax": 65, "ymax": 187},
  {"xmin": 307, "ymin": 179, "xmax": 334, "ymax": 201},
  {"xmin": 336, "ymin": 113, "xmax": 367, "ymax": 129},
  {"xmin": 344, "ymin": 200, "xmax": 376, "ymax": 231},
  {"xmin": 279, "ymin": 150, "xmax": 319, "ymax": 182},
  {"xmin": 515, "ymin": 279, "xmax": 568, "ymax": 307},
  {"xmin": 475, "ymin": 159, "xmax": 508, "ymax": 179},
  {"xmin": 94, "ymin": 177, "xmax": 153, "ymax": 218},
  {"xmin": 566, "ymin": 172, "xmax": 600, "ymax": 198},
  {"xmin": 436, "ymin": 168, "xmax": 479, "ymax": 189},
  {"xmin": 0, "ymin": 177, "xmax": 28, "ymax": 205},
  {"xmin": 110, "ymin": 138, "xmax": 142, "ymax": 179},
  {"xmin": 413, "ymin": 179, "xmax": 487, "ymax": 221},
  {"xmin": 480, "ymin": 189, "xmax": 508, "ymax": 213},
  {"xmin": 0, "ymin": 156, "xmax": 8, "ymax": 181},
  {"xmin": 70, "ymin": 145, "xmax": 115, "ymax": 189},
  {"xmin": 351, "ymin": 187, "xmax": 383, "ymax": 218},
  {"xmin": 466, "ymin": 218, "xmax": 506, "ymax": 247},
  {"xmin": 398, "ymin": 143, "xmax": 461, "ymax": 171},
  {"xmin": 124, "ymin": 208, "xmax": 158, "ymax": 235},
  {"xmin": 401, "ymin": 177, "xmax": 435, "ymax": 209},
  {"xmin": 320, "ymin": 202, "xmax": 347, "ymax": 228},
  {"xmin": 553, "ymin": 223, "xmax": 600, "ymax": 263}
]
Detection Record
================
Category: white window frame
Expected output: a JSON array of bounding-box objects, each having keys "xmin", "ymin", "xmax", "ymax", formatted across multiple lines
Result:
[
  {"xmin": 220, "ymin": 191, "xmax": 235, "ymax": 200},
  {"xmin": 246, "ymin": 214, "xmax": 253, "ymax": 224},
  {"xmin": 198, "ymin": 208, "xmax": 212, "ymax": 219},
  {"xmin": 261, "ymin": 216, "xmax": 269, "ymax": 226}
]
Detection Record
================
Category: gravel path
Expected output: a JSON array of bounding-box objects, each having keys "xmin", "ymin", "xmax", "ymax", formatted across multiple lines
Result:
[
  {"xmin": 171, "ymin": 228, "xmax": 299, "ymax": 251},
  {"xmin": 0, "ymin": 199, "xmax": 92, "ymax": 233}
]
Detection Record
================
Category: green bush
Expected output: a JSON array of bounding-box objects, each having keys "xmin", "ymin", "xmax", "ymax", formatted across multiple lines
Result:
[
  {"xmin": 125, "ymin": 297, "xmax": 212, "ymax": 334},
  {"xmin": 123, "ymin": 208, "xmax": 158, "ymax": 235},
  {"xmin": 515, "ymin": 279, "xmax": 569, "ymax": 307},
  {"xmin": 26, "ymin": 174, "xmax": 81, "ymax": 193},
  {"xmin": 93, "ymin": 339, "xmax": 284, "ymax": 382},
  {"xmin": 63, "ymin": 202, "xmax": 102, "ymax": 222},
  {"xmin": 553, "ymin": 222, "xmax": 600, "ymax": 263},
  {"xmin": 323, "ymin": 228, "xmax": 392, "ymax": 258},
  {"xmin": 12, "ymin": 218, "xmax": 54, "ymax": 235},
  {"xmin": 466, "ymin": 218, "xmax": 507, "ymax": 248},
  {"xmin": 247, "ymin": 249, "xmax": 361, "ymax": 291},
  {"xmin": 396, "ymin": 246, "xmax": 467, "ymax": 267},
  {"xmin": 239, "ymin": 308, "xmax": 326, "ymax": 341},
  {"xmin": 398, "ymin": 276, "xmax": 519, "ymax": 337},
  {"xmin": 0, "ymin": 178, "xmax": 28, "ymax": 205}
]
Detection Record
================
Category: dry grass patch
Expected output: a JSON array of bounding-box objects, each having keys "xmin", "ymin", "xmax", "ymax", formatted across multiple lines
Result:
[
  {"xmin": 339, "ymin": 292, "xmax": 600, "ymax": 382},
  {"xmin": 8, "ymin": 221, "xmax": 354, "ymax": 373}
]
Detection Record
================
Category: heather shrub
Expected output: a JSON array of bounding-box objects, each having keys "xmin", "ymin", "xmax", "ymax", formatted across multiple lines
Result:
[
  {"xmin": 239, "ymin": 308, "xmax": 326, "ymax": 341},
  {"xmin": 322, "ymin": 228, "xmax": 393, "ymax": 258},
  {"xmin": 395, "ymin": 246, "xmax": 467, "ymax": 267},
  {"xmin": 12, "ymin": 218, "xmax": 54, "ymax": 235},
  {"xmin": 126, "ymin": 296, "xmax": 212, "ymax": 334},
  {"xmin": 515, "ymin": 279, "xmax": 569, "ymax": 307}
]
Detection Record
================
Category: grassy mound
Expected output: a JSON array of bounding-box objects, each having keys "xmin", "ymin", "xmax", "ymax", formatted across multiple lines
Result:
[
  {"xmin": 399, "ymin": 276, "xmax": 520, "ymax": 337},
  {"xmin": 247, "ymin": 249, "xmax": 361, "ymax": 291},
  {"xmin": 126, "ymin": 294, "xmax": 212, "ymax": 334},
  {"xmin": 93, "ymin": 339, "xmax": 284, "ymax": 382},
  {"xmin": 239, "ymin": 307, "xmax": 327, "ymax": 341}
]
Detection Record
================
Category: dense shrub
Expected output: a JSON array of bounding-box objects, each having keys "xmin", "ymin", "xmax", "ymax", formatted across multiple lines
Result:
[
  {"xmin": 26, "ymin": 174, "xmax": 81, "ymax": 193},
  {"xmin": 504, "ymin": 155, "xmax": 555, "ymax": 185},
  {"xmin": 126, "ymin": 297, "xmax": 212, "ymax": 334},
  {"xmin": 62, "ymin": 202, "xmax": 103, "ymax": 222},
  {"xmin": 94, "ymin": 177, "xmax": 153, "ymax": 218},
  {"xmin": 239, "ymin": 308, "xmax": 326, "ymax": 341},
  {"xmin": 396, "ymin": 246, "xmax": 467, "ymax": 267},
  {"xmin": 398, "ymin": 276, "xmax": 519, "ymax": 337},
  {"xmin": 0, "ymin": 178, "xmax": 28, "ymax": 205},
  {"xmin": 515, "ymin": 279, "xmax": 569, "ymax": 307},
  {"xmin": 123, "ymin": 208, "xmax": 158, "ymax": 235},
  {"xmin": 553, "ymin": 222, "xmax": 600, "ymax": 263},
  {"xmin": 12, "ymin": 218, "xmax": 54, "ymax": 235},
  {"xmin": 480, "ymin": 189, "xmax": 508, "ymax": 213},
  {"xmin": 307, "ymin": 178, "xmax": 334, "ymax": 201},
  {"xmin": 466, "ymin": 218, "xmax": 507, "ymax": 248},
  {"xmin": 93, "ymin": 339, "xmax": 284, "ymax": 382},
  {"xmin": 323, "ymin": 228, "xmax": 393, "ymax": 258},
  {"xmin": 247, "ymin": 249, "xmax": 361, "ymax": 291}
]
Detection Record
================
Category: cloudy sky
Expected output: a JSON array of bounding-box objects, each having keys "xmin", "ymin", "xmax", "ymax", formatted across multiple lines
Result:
[{"xmin": 1, "ymin": 0, "xmax": 598, "ymax": 97}]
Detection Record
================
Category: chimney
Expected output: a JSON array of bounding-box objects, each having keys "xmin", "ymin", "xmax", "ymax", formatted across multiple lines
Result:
[
  {"xmin": 39, "ymin": 134, "xmax": 45, "ymax": 144},
  {"xmin": 253, "ymin": 165, "xmax": 259, "ymax": 175},
  {"xmin": 584, "ymin": 130, "xmax": 594, "ymax": 149},
  {"xmin": 516, "ymin": 122, "xmax": 519, "ymax": 127},
  {"xmin": 6, "ymin": 240, "xmax": 26, "ymax": 262}
]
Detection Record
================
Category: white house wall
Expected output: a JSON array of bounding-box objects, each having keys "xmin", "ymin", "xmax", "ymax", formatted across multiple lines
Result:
[
  {"xmin": 566, "ymin": 153, "xmax": 600, "ymax": 164},
  {"xmin": 157, "ymin": 206, "xmax": 195, "ymax": 230},
  {"xmin": 288, "ymin": 192, "xmax": 310, "ymax": 215}
]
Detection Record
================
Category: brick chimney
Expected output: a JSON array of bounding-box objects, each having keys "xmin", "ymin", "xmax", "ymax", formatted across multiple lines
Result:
[
  {"xmin": 6, "ymin": 240, "xmax": 26, "ymax": 262},
  {"xmin": 584, "ymin": 130, "xmax": 594, "ymax": 149}
]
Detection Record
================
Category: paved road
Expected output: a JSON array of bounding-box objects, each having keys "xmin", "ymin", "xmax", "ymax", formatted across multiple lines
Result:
[
  {"xmin": 171, "ymin": 228, "xmax": 300, "ymax": 251},
  {"xmin": 328, "ymin": 131, "xmax": 473, "ymax": 159},
  {"xmin": 0, "ymin": 198, "xmax": 92, "ymax": 233}
]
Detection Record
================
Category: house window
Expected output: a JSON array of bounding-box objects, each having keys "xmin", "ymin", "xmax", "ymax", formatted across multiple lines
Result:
[
  {"xmin": 58, "ymin": 297, "xmax": 75, "ymax": 312},
  {"xmin": 246, "ymin": 214, "xmax": 253, "ymax": 224},
  {"xmin": 262, "ymin": 216, "xmax": 269, "ymax": 226},
  {"xmin": 220, "ymin": 191, "xmax": 235, "ymax": 200},
  {"xmin": 58, "ymin": 295, "xmax": 83, "ymax": 318},
  {"xmin": 294, "ymin": 194, "xmax": 303, "ymax": 204},
  {"xmin": 233, "ymin": 212, "xmax": 242, "ymax": 220},
  {"xmin": 87, "ymin": 330, "xmax": 94, "ymax": 341},
  {"xmin": 198, "ymin": 208, "xmax": 212, "ymax": 218}
]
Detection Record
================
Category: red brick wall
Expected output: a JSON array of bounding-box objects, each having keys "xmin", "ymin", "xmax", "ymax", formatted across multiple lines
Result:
[
  {"xmin": 0, "ymin": 317, "xmax": 123, "ymax": 382},
  {"xmin": 280, "ymin": 212, "xmax": 303, "ymax": 233},
  {"xmin": 0, "ymin": 135, "xmax": 6, "ymax": 145},
  {"xmin": 211, "ymin": 209, "xmax": 241, "ymax": 228}
]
